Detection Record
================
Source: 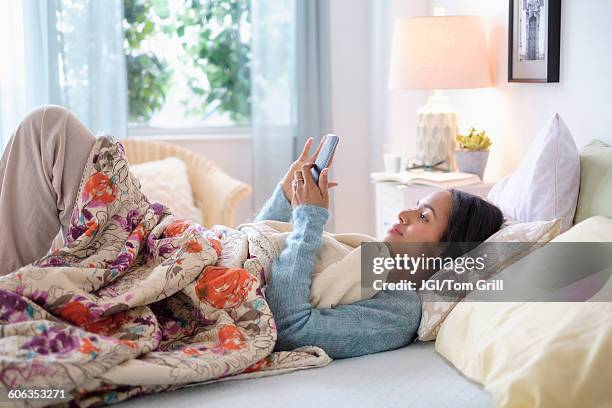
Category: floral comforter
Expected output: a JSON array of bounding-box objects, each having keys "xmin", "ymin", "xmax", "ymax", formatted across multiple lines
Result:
[{"xmin": 0, "ymin": 135, "xmax": 331, "ymax": 407}]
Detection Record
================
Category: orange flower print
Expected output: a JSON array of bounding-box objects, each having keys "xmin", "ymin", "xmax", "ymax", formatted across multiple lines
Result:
[
  {"xmin": 84, "ymin": 218, "xmax": 98, "ymax": 237},
  {"xmin": 79, "ymin": 337, "xmax": 101, "ymax": 356},
  {"xmin": 195, "ymin": 266, "xmax": 256, "ymax": 309},
  {"xmin": 164, "ymin": 220, "xmax": 191, "ymax": 238},
  {"xmin": 182, "ymin": 346, "xmax": 202, "ymax": 356},
  {"xmin": 207, "ymin": 237, "xmax": 222, "ymax": 257},
  {"xmin": 119, "ymin": 339, "xmax": 138, "ymax": 349},
  {"xmin": 59, "ymin": 301, "xmax": 93, "ymax": 326},
  {"xmin": 81, "ymin": 172, "xmax": 117, "ymax": 206},
  {"xmin": 132, "ymin": 223, "xmax": 145, "ymax": 242},
  {"xmin": 218, "ymin": 325, "xmax": 246, "ymax": 350},
  {"xmin": 243, "ymin": 356, "xmax": 271, "ymax": 373},
  {"xmin": 186, "ymin": 240, "xmax": 202, "ymax": 253},
  {"xmin": 84, "ymin": 312, "xmax": 129, "ymax": 336}
]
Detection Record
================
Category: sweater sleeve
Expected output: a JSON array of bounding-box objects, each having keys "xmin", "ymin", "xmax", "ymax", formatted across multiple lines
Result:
[
  {"xmin": 264, "ymin": 204, "xmax": 422, "ymax": 359},
  {"xmin": 253, "ymin": 182, "xmax": 293, "ymax": 223}
]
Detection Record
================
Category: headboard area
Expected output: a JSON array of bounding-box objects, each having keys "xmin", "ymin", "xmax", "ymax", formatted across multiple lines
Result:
[{"xmin": 573, "ymin": 140, "xmax": 612, "ymax": 225}]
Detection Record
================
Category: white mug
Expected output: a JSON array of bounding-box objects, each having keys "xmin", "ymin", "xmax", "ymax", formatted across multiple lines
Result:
[{"xmin": 383, "ymin": 153, "xmax": 402, "ymax": 173}]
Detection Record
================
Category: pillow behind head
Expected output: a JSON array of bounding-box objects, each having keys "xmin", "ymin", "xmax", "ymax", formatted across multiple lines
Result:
[
  {"xmin": 487, "ymin": 113, "xmax": 580, "ymax": 233},
  {"xmin": 417, "ymin": 217, "xmax": 562, "ymax": 341}
]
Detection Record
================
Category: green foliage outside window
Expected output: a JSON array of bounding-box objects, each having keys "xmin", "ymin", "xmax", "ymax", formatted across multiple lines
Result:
[
  {"xmin": 123, "ymin": 0, "xmax": 252, "ymax": 126},
  {"xmin": 124, "ymin": 0, "xmax": 172, "ymax": 124}
]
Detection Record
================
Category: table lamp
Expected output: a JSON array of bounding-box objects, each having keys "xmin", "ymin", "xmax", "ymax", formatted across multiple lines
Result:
[{"xmin": 389, "ymin": 14, "xmax": 491, "ymax": 171}]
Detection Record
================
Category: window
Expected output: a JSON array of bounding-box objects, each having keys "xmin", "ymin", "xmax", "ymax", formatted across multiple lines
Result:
[{"xmin": 123, "ymin": 0, "xmax": 251, "ymax": 132}]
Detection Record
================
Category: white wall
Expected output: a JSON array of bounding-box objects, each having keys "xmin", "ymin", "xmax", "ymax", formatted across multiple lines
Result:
[
  {"xmin": 365, "ymin": 0, "xmax": 434, "ymax": 237},
  {"xmin": 382, "ymin": 0, "xmax": 612, "ymax": 182},
  {"xmin": 328, "ymin": 0, "xmax": 373, "ymax": 235}
]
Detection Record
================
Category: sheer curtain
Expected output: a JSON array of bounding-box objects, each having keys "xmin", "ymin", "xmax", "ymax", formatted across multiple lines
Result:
[
  {"xmin": 295, "ymin": 0, "xmax": 332, "ymax": 152},
  {"xmin": 250, "ymin": 0, "xmax": 332, "ymax": 212},
  {"xmin": 0, "ymin": 0, "xmax": 127, "ymax": 153}
]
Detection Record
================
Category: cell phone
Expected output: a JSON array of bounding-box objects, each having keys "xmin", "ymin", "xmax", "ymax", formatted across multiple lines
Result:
[{"xmin": 311, "ymin": 134, "xmax": 339, "ymax": 185}]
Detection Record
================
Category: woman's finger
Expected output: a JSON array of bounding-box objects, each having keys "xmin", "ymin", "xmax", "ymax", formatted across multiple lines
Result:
[
  {"xmin": 291, "ymin": 180, "xmax": 299, "ymax": 206},
  {"xmin": 292, "ymin": 179, "xmax": 304, "ymax": 192},
  {"xmin": 292, "ymin": 179, "xmax": 300, "ymax": 199},
  {"xmin": 328, "ymin": 181, "xmax": 339, "ymax": 189},
  {"xmin": 298, "ymin": 137, "xmax": 313, "ymax": 161},
  {"xmin": 319, "ymin": 168, "xmax": 330, "ymax": 198},
  {"xmin": 293, "ymin": 169, "xmax": 303, "ymax": 181},
  {"xmin": 301, "ymin": 162, "xmax": 316, "ymax": 189}
]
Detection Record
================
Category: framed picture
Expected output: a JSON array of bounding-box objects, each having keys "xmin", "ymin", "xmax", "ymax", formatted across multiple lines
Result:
[{"xmin": 508, "ymin": 0, "xmax": 561, "ymax": 82}]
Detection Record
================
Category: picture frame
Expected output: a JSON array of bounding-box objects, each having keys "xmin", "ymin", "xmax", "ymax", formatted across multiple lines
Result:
[{"xmin": 508, "ymin": 0, "xmax": 561, "ymax": 83}]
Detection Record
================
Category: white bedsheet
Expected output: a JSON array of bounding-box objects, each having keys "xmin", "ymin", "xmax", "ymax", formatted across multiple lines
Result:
[{"xmin": 117, "ymin": 341, "xmax": 494, "ymax": 408}]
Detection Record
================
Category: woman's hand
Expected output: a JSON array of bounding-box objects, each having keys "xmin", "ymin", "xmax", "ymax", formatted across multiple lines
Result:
[
  {"xmin": 291, "ymin": 162, "xmax": 332, "ymax": 210},
  {"xmin": 281, "ymin": 137, "xmax": 337, "ymax": 202}
]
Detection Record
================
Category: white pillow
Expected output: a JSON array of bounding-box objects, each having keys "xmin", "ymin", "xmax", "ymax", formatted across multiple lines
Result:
[
  {"xmin": 130, "ymin": 157, "xmax": 203, "ymax": 224},
  {"xmin": 417, "ymin": 217, "xmax": 562, "ymax": 341},
  {"xmin": 487, "ymin": 113, "xmax": 580, "ymax": 232}
]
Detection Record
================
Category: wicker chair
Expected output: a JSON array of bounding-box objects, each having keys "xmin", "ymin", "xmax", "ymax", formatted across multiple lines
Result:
[{"xmin": 120, "ymin": 138, "xmax": 252, "ymax": 228}]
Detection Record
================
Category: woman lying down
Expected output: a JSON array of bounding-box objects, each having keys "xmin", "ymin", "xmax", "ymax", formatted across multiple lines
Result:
[{"xmin": 0, "ymin": 105, "xmax": 503, "ymax": 360}]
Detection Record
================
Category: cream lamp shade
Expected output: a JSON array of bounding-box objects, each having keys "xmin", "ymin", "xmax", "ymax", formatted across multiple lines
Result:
[
  {"xmin": 389, "ymin": 16, "xmax": 491, "ymax": 90},
  {"xmin": 388, "ymin": 15, "xmax": 491, "ymax": 171}
]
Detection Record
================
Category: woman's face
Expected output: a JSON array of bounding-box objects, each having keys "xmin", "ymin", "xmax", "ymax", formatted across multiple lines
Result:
[{"xmin": 383, "ymin": 190, "xmax": 452, "ymax": 244}]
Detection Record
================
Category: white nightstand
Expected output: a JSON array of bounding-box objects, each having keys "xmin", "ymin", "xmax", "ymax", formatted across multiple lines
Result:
[{"xmin": 372, "ymin": 179, "xmax": 493, "ymax": 239}]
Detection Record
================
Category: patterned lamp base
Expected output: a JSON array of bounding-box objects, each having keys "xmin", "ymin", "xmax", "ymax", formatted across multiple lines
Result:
[{"xmin": 413, "ymin": 91, "xmax": 458, "ymax": 170}]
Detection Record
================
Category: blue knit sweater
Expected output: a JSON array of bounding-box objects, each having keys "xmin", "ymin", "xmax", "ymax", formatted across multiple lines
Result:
[{"xmin": 254, "ymin": 183, "xmax": 421, "ymax": 359}]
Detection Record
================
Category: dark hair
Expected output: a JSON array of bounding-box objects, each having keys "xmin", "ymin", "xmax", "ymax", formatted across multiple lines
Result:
[{"xmin": 439, "ymin": 189, "xmax": 504, "ymax": 258}]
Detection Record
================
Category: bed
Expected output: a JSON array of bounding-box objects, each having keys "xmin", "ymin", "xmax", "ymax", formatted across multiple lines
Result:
[
  {"xmin": 2, "ymin": 126, "xmax": 608, "ymax": 407},
  {"xmin": 116, "ymin": 134, "xmax": 612, "ymax": 408},
  {"xmin": 116, "ymin": 341, "xmax": 494, "ymax": 408}
]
